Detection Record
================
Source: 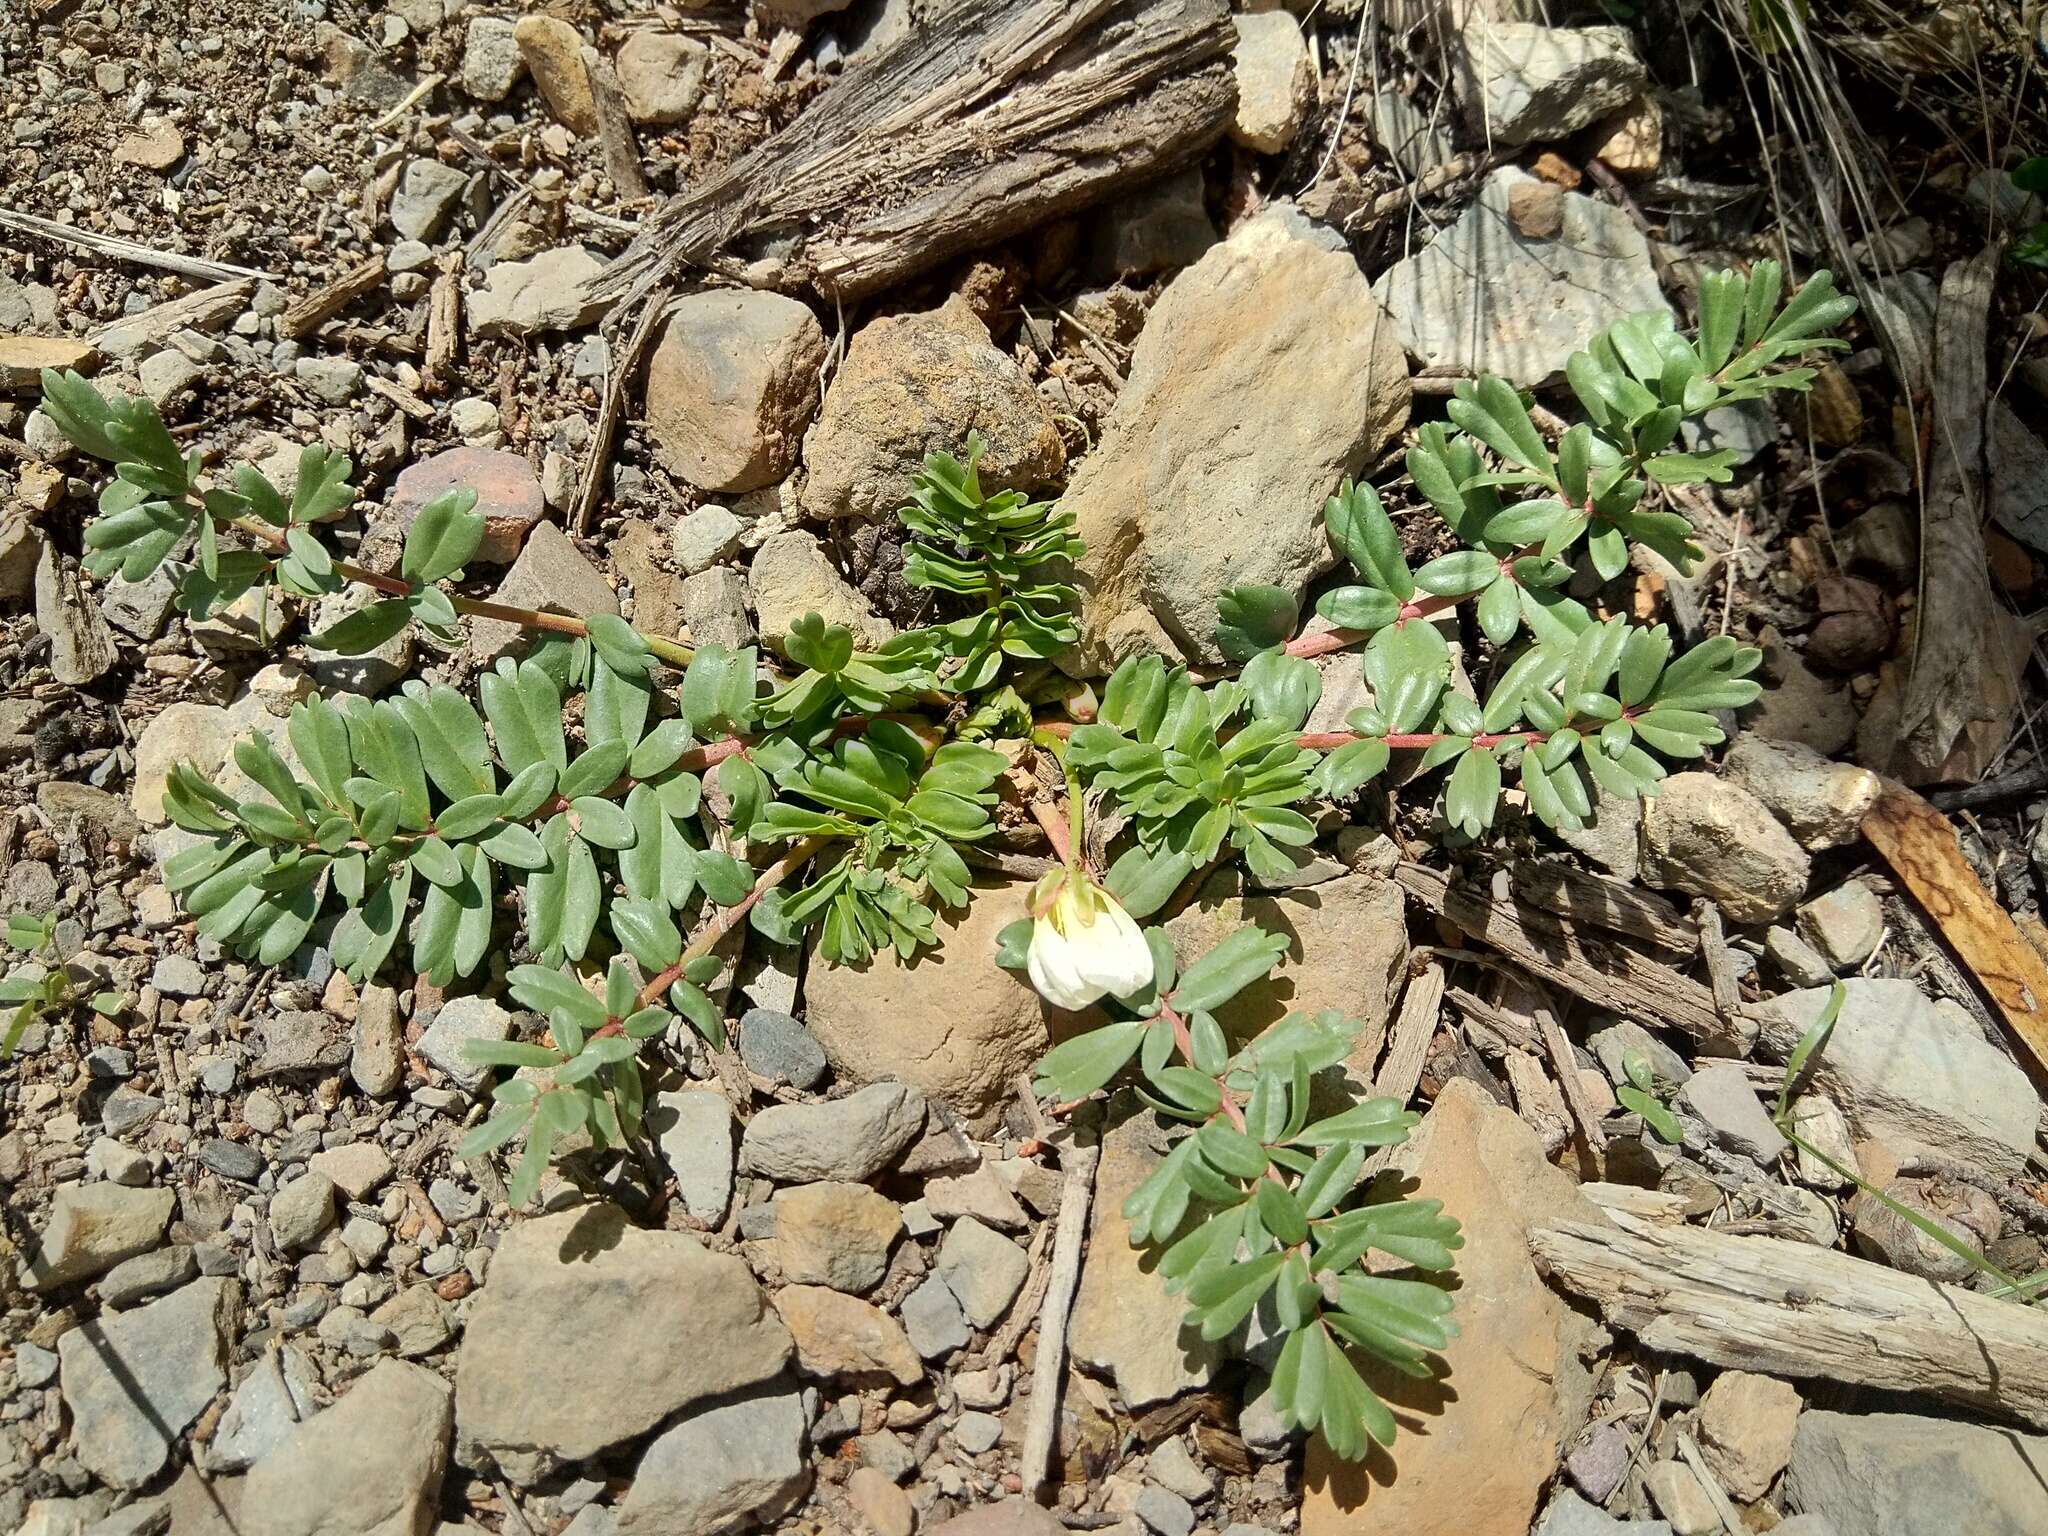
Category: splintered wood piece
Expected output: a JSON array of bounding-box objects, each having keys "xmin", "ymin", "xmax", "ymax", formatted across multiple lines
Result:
[
  {"xmin": 1533, "ymin": 1208, "xmax": 2048, "ymax": 1430},
  {"xmin": 1511, "ymin": 860, "xmax": 1697, "ymax": 953},
  {"xmin": 1862, "ymin": 783, "xmax": 2048, "ymax": 1077},
  {"xmin": 1372, "ymin": 959, "xmax": 1445, "ymax": 1104},
  {"xmin": 423, "ymin": 263, "xmax": 463, "ymax": 391},
  {"xmin": 280, "ymin": 255, "xmax": 387, "ymax": 340},
  {"xmin": 582, "ymin": 46, "xmax": 647, "ymax": 202},
  {"xmin": 594, "ymin": 0, "xmax": 1236, "ymax": 307},
  {"xmin": 1395, "ymin": 863, "xmax": 1740, "ymax": 1051}
]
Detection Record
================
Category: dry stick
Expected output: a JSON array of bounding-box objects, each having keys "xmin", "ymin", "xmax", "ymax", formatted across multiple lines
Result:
[
  {"xmin": 1537, "ymin": 1000, "xmax": 1606, "ymax": 1153},
  {"xmin": 0, "ymin": 206, "xmax": 281, "ymax": 283},
  {"xmin": 573, "ymin": 284, "xmax": 672, "ymax": 536},
  {"xmin": 583, "ymin": 46, "xmax": 648, "ymax": 201},
  {"xmin": 1675, "ymin": 1431, "xmax": 1746, "ymax": 1536},
  {"xmin": 1019, "ymin": 1138, "xmax": 1098, "ymax": 1497},
  {"xmin": 280, "ymin": 254, "xmax": 387, "ymax": 340}
]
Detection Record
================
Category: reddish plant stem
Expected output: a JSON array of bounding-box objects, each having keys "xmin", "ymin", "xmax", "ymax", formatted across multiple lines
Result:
[
  {"xmin": 628, "ymin": 834, "xmax": 832, "ymax": 1016},
  {"xmin": 1281, "ymin": 541, "xmax": 1545, "ymax": 660}
]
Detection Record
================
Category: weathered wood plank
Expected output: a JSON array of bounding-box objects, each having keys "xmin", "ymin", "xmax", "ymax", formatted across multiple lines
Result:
[{"xmin": 1533, "ymin": 1209, "xmax": 2048, "ymax": 1430}]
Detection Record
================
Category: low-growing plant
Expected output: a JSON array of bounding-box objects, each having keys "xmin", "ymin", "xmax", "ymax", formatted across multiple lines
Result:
[
  {"xmin": 1, "ymin": 912, "xmax": 123, "ymax": 1060},
  {"xmin": 35, "ymin": 258, "xmax": 1853, "ymax": 1460}
]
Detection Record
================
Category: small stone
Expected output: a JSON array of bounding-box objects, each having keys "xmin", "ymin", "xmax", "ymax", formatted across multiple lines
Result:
[
  {"xmin": 150, "ymin": 953, "xmax": 207, "ymax": 998},
  {"xmin": 646, "ymin": 291, "xmax": 827, "ymax": 494},
  {"xmin": 308, "ymin": 1141, "xmax": 393, "ymax": 1200},
  {"xmin": 16, "ymin": 1341, "xmax": 57, "ymax": 1388},
  {"xmin": 1697, "ymin": 1371, "xmax": 1801, "ymax": 1501},
  {"xmin": 773, "ymin": 1181, "xmax": 901, "ymax": 1293},
  {"xmin": 269, "ymin": 1172, "xmax": 338, "ymax": 1253},
  {"xmin": 1134, "ymin": 1487, "xmax": 1196, "ymax": 1536},
  {"xmin": 114, "ymin": 116, "xmax": 186, "ymax": 171},
  {"xmin": 616, "ymin": 33, "xmax": 706, "ymax": 126},
  {"xmin": 923, "ymin": 1163, "xmax": 1029, "ymax": 1231},
  {"xmin": 900, "ymin": 1273, "xmax": 970, "ymax": 1359},
  {"xmin": 350, "ymin": 985, "xmax": 405, "ymax": 1097},
  {"xmin": 1644, "ymin": 1461, "xmax": 1718, "ymax": 1536},
  {"xmin": 467, "ymin": 522, "xmax": 619, "ymax": 665},
  {"xmin": 935, "ymin": 1218, "xmax": 1028, "ymax": 1328},
  {"xmin": 513, "ymin": 15, "xmax": 596, "ymax": 134},
  {"xmin": 668, "ymin": 504, "xmax": 743, "ymax": 577},
  {"xmin": 654, "ymin": 1089, "xmax": 734, "ymax": 1226},
  {"xmin": 1537, "ymin": 1492, "xmax": 1673, "ymax": 1536},
  {"xmin": 1145, "ymin": 1437, "xmax": 1212, "ymax": 1503},
  {"xmin": 87, "ymin": 1138, "xmax": 151, "ymax": 1187},
  {"xmin": 1850, "ymin": 1175, "xmax": 2001, "ymax": 1282},
  {"xmin": 390, "ymin": 158, "xmax": 469, "ymax": 243},
  {"xmin": 205, "ymin": 1343, "xmax": 322, "ymax": 1473},
  {"xmin": 26, "ymin": 1181, "xmax": 175, "ymax": 1290},
  {"xmin": 294, "ymin": 355, "xmax": 362, "ymax": 404},
  {"xmin": 952, "ymin": 1364, "xmax": 1010, "ymax": 1409},
  {"xmin": 418, "ymin": 995, "xmax": 512, "ymax": 1091},
  {"xmin": 1678, "ymin": 1063, "xmax": 1789, "ymax": 1164},
  {"xmin": 736, "ymin": 1007, "xmax": 828, "ymax": 1089},
  {"xmin": 1722, "ymin": 736, "xmax": 1880, "ymax": 851},
  {"xmin": 740, "ymin": 1081, "xmax": 926, "ymax": 1183},
  {"xmin": 775, "ymin": 1285, "xmax": 922, "ymax": 1385},
  {"xmin": 1797, "ymin": 883, "xmax": 1884, "ymax": 971},
  {"xmin": 1639, "ymin": 772, "xmax": 1811, "ymax": 924},
  {"xmin": 371, "ymin": 1285, "xmax": 453, "ymax": 1359},
  {"xmin": 138, "ymin": 349, "xmax": 202, "ymax": 408},
  {"xmin": 100, "ymin": 1245, "xmax": 198, "ymax": 1308},
  {"xmin": 1592, "ymin": 94, "xmax": 1663, "ymax": 178},
  {"xmin": 460, "ymin": 16, "xmax": 526, "ymax": 102},
  {"xmin": 198, "ymin": 1138, "xmax": 264, "ymax": 1183},
  {"xmin": 1565, "ymin": 1422, "xmax": 1634, "ymax": 1505},
  {"xmin": 846, "ymin": 1466, "xmax": 915, "ymax": 1536},
  {"xmin": 614, "ymin": 1387, "xmax": 808, "ymax": 1536},
  {"xmin": 468, "ymin": 247, "xmax": 608, "ymax": 340},
  {"xmin": 448, "ymin": 397, "xmax": 500, "ymax": 440},
  {"xmin": 680, "ymin": 565, "xmax": 754, "ymax": 649},
  {"xmin": 1228, "ymin": 14, "xmax": 1314, "ymax": 154},
  {"xmin": 1455, "ymin": 22, "xmax": 1645, "ymax": 146},
  {"xmin": 387, "ymin": 446, "xmax": 546, "ymax": 567},
  {"xmin": 749, "ymin": 531, "xmax": 894, "ymax": 657},
  {"xmin": 954, "ymin": 1410, "xmax": 1004, "ymax": 1456}
]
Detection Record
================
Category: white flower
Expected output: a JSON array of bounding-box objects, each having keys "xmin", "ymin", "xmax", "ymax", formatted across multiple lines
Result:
[{"xmin": 1025, "ymin": 868, "xmax": 1154, "ymax": 1011}]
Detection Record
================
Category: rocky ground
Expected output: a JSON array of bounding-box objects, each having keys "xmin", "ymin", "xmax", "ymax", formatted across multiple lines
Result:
[{"xmin": 4, "ymin": 3, "xmax": 2048, "ymax": 1536}]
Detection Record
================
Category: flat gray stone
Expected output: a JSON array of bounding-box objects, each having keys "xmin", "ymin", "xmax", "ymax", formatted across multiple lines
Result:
[
  {"xmin": 1786, "ymin": 1410, "xmax": 2047, "ymax": 1536},
  {"xmin": 900, "ymin": 1274, "xmax": 970, "ymax": 1360},
  {"xmin": 59, "ymin": 1278, "xmax": 238, "ymax": 1488},
  {"xmin": 653, "ymin": 1089, "xmax": 734, "ymax": 1226},
  {"xmin": 935, "ymin": 1218, "xmax": 1028, "ymax": 1329},
  {"xmin": 241, "ymin": 1357, "xmax": 452, "ymax": 1536},
  {"xmin": 736, "ymin": 1008, "xmax": 828, "ymax": 1090},
  {"xmin": 418, "ymin": 995, "xmax": 513, "ymax": 1091},
  {"xmin": 26, "ymin": 1181, "xmax": 175, "ymax": 1291},
  {"xmin": 615, "ymin": 1385, "xmax": 808, "ymax": 1536},
  {"xmin": 1677, "ymin": 1064, "xmax": 1788, "ymax": 1165},
  {"xmin": 740, "ymin": 1082, "xmax": 925, "ymax": 1184},
  {"xmin": 203, "ymin": 1344, "xmax": 322, "ymax": 1473}
]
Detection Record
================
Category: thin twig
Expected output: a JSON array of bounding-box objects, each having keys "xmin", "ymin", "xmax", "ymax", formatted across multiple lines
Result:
[
  {"xmin": 1019, "ymin": 1139, "xmax": 1098, "ymax": 1496},
  {"xmin": 573, "ymin": 284, "xmax": 671, "ymax": 536},
  {"xmin": 0, "ymin": 206, "xmax": 280, "ymax": 283}
]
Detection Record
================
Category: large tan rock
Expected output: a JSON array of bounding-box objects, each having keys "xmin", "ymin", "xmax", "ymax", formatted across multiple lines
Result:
[
  {"xmin": 243, "ymin": 1358, "xmax": 451, "ymax": 1536},
  {"xmin": 646, "ymin": 290, "xmax": 826, "ymax": 494},
  {"xmin": 797, "ymin": 297, "xmax": 1064, "ymax": 521},
  {"xmin": 1164, "ymin": 870, "xmax": 1407, "ymax": 1045},
  {"xmin": 1639, "ymin": 771, "xmax": 1810, "ymax": 924},
  {"xmin": 513, "ymin": 15, "xmax": 595, "ymax": 135},
  {"xmin": 801, "ymin": 880, "xmax": 1070, "ymax": 1131},
  {"xmin": 1062, "ymin": 206, "xmax": 1408, "ymax": 670},
  {"xmin": 1302, "ymin": 1080, "xmax": 1606, "ymax": 1536}
]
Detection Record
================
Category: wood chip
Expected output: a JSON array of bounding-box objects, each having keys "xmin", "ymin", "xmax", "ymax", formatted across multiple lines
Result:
[
  {"xmin": 1512, "ymin": 861, "xmax": 1697, "ymax": 953},
  {"xmin": 1862, "ymin": 783, "xmax": 2048, "ymax": 1078},
  {"xmin": 280, "ymin": 255, "xmax": 387, "ymax": 340},
  {"xmin": 582, "ymin": 45, "xmax": 647, "ymax": 201}
]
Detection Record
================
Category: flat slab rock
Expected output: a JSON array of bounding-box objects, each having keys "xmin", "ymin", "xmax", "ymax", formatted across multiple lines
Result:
[
  {"xmin": 241, "ymin": 1357, "xmax": 453, "ymax": 1536},
  {"xmin": 455, "ymin": 1202, "xmax": 790, "ymax": 1483},
  {"xmin": 59, "ymin": 1277, "xmax": 239, "ymax": 1488},
  {"xmin": 1374, "ymin": 166, "xmax": 1668, "ymax": 387}
]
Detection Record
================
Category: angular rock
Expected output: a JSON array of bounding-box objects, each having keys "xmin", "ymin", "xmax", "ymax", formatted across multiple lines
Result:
[
  {"xmin": 242, "ymin": 1358, "xmax": 451, "ymax": 1536},
  {"xmin": 99, "ymin": 1244, "xmax": 196, "ymax": 1309},
  {"xmin": 774, "ymin": 1284, "xmax": 923, "ymax": 1385},
  {"xmin": 268, "ymin": 1172, "xmax": 337, "ymax": 1253},
  {"xmin": 307, "ymin": 1141, "xmax": 393, "ymax": 1201},
  {"xmin": 1643, "ymin": 1462, "xmax": 1717, "ymax": 1534},
  {"xmin": 1785, "ymin": 1410, "xmax": 2048, "ymax": 1536},
  {"xmin": 1536, "ymin": 1491, "xmax": 1672, "ymax": 1536},
  {"xmin": 1797, "ymin": 883, "xmax": 1884, "ymax": 971},
  {"xmin": 460, "ymin": 15, "xmax": 525, "ymax": 101},
  {"xmin": 1722, "ymin": 736, "xmax": 1880, "ymax": 851},
  {"xmin": 935, "ymin": 1217, "xmax": 1028, "ymax": 1328},
  {"xmin": 1676, "ymin": 1063, "xmax": 1788, "ymax": 1165},
  {"xmin": 615, "ymin": 1386, "xmax": 809, "ymax": 1536},
  {"xmin": 749, "ymin": 531, "xmax": 894, "ymax": 656},
  {"xmin": 741, "ymin": 1081, "xmax": 925, "ymax": 1184},
  {"xmin": 350, "ymin": 985, "xmax": 405, "ymax": 1097},
  {"xmin": 25, "ymin": 1181, "xmax": 175, "ymax": 1290},
  {"xmin": 616, "ymin": 32, "xmax": 707, "ymax": 126},
  {"xmin": 681, "ymin": 565, "xmax": 755, "ymax": 649},
  {"xmin": 901, "ymin": 1273, "xmax": 971, "ymax": 1359},
  {"xmin": 418, "ymin": 995, "xmax": 512, "ymax": 1091},
  {"xmin": 1302, "ymin": 1081, "xmax": 1606, "ymax": 1536},
  {"xmin": 1229, "ymin": 14, "xmax": 1314, "ymax": 153},
  {"xmin": 848, "ymin": 1466, "xmax": 916, "ymax": 1536},
  {"xmin": 513, "ymin": 15, "xmax": 595, "ymax": 134},
  {"xmin": 1697, "ymin": 1371, "xmax": 1800, "ymax": 1501},
  {"xmin": 670, "ymin": 503, "xmax": 744, "ymax": 576},
  {"xmin": 1375, "ymin": 166, "xmax": 1667, "ymax": 387},
  {"xmin": 388, "ymin": 446, "xmax": 545, "ymax": 566},
  {"xmin": 800, "ymin": 885, "xmax": 1054, "ymax": 1130},
  {"xmin": 389, "ymin": 158, "xmax": 469, "ymax": 243},
  {"xmin": 653, "ymin": 1089, "xmax": 734, "ymax": 1225},
  {"xmin": 456, "ymin": 1204, "xmax": 790, "ymax": 1481},
  {"xmin": 773, "ymin": 1181, "xmax": 901, "ymax": 1293},
  {"xmin": 1456, "ymin": 22, "xmax": 1645, "ymax": 145},
  {"xmin": 468, "ymin": 247, "xmax": 608, "ymax": 340},
  {"xmin": 0, "ymin": 334, "xmax": 96, "ymax": 391},
  {"xmin": 646, "ymin": 291, "xmax": 827, "ymax": 494},
  {"xmin": 799, "ymin": 298, "xmax": 1064, "ymax": 521},
  {"xmin": 1066, "ymin": 207, "xmax": 1408, "ymax": 668},
  {"xmin": 1754, "ymin": 979, "xmax": 2041, "ymax": 1178},
  {"xmin": 253, "ymin": 1010, "xmax": 351, "ymax": 1081},
  {"xmin": 36, "ymin": 542, "xmax": 118, "ymax": 686},
  {"xmin": 58, "ymin": 1278, "xmax": 238, "ymax": 1487},
  {"xmin": 736, "ymin": 1008, "xmax": 828, "ymax": 1090},
  {"xmin": 1070, "ymin": 1115, "xmax": 1229, "ymax": 1408},
  {"xmin": 467, "ymin": 522, "xmax": 619, "ymax": 665},
  {"xmin": 1639, "ymin": 772, "xmax": 1810, "ymax": 924},
  {"xmin": 204, "ymin": 1344, "xmax": 322, "ymax": 1474},
  {"xmin": 1164, "ymin": 871, "xmax": 1407, "ymax": 1053}
]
